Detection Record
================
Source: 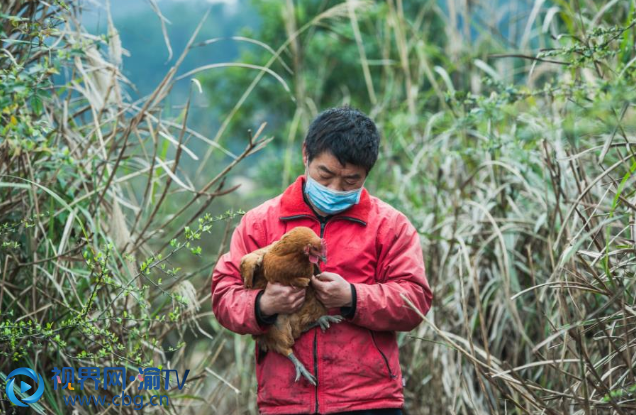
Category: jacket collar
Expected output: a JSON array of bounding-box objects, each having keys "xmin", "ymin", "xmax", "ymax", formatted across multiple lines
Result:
[{"xmin": 279, "ymin": 174, "xmax": 370, "ymax": 225}]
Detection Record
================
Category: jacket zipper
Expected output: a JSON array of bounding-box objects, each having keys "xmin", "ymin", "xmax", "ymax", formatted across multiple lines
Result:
[
  {"xmin": 370, "ymin": 330, "xmax": 396, "ymax": 378},
  {"xmin": 313, "ymin": 216, "xmax": 327, "ymax": 414}
]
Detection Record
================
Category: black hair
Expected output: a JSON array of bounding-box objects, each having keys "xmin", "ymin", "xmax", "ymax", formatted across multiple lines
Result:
[{"xmin": 304, "ymin": 105, "xmax": 380, "ymax": 174}]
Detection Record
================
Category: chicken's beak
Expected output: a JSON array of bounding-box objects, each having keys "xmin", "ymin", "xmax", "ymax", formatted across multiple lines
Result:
[{"xmin": 320, "ymin": 240, "xmax": 327, "ymax": 264}]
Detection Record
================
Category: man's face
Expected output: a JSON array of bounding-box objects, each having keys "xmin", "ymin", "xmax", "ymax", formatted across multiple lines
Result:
[{"xmin": 302, "ymin": 146, "xmax": 367, "ymax": 192}]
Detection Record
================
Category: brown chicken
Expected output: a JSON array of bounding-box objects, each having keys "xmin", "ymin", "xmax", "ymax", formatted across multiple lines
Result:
[{"xmin": 240, "ymin": 226, "xmax": 342, "ymax": 385}]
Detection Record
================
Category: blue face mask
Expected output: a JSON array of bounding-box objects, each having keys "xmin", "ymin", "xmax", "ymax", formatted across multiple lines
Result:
[{"xmin": 304, "ymin": 162, "xmax": 366, "ymax": 214}]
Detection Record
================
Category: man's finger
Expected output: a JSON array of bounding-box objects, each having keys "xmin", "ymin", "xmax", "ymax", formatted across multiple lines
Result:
[
  {"xmin": 311, "ymin": 275, "xmax": 325, "ymax": 285},
  {"xmin": 316, "ymin": 273, "xmax": 336, "ymax": 282}
]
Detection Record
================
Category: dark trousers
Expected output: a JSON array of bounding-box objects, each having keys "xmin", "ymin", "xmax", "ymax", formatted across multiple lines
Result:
[
  {"xmin": 286, "ymin": 409, "xmax": 403, "ymax": 415},
  {"xmin": 332, "ymin": 409, "xmax": 403, "ymax": 415}
]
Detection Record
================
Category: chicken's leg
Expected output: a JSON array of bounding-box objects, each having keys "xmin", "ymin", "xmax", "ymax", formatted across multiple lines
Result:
[
  {"xmin": 259, "ymin": 317, "xmax": 317, "ymax": 385},
  {"xmin": 287, "ymin": 352, "xmax": 316, "ymax": 385}
]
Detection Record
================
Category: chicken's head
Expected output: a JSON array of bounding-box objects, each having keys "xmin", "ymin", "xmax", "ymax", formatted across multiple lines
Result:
[
  {"xmin": 304, "ymin": 237, "xmax": 327, "ymax": 265},
  {"xmin": 278, "ymin": 226, "xmax": 327, "ymax": 264}
]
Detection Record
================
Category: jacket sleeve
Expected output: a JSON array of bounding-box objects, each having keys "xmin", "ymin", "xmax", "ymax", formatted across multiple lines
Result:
[
  {"xmin": 210, "ymin": 210, "xmax": 272, "ymax": 335},
  {"xmin": 348, "ymin": 212, "xmax": 433, "ymax": 332}
]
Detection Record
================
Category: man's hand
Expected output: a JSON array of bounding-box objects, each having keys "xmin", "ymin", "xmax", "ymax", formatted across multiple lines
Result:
[
  {"xmin": 311, "ymin": 272, "xmax": 352, "ymax": 308},
  {"xmin": 259, "ymin": 282, "xmax": 306, "ymax": 316}
]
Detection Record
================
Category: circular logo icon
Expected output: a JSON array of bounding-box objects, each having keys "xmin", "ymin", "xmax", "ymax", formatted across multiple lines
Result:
[{"xmin": 5, "ymin": 368, "xmax": 44, "ymax": 407}]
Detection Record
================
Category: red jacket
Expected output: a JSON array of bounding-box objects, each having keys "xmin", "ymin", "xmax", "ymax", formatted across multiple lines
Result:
[{"xmin": 211, "ymin": 174, "xmax": 433, "ymax": 414}]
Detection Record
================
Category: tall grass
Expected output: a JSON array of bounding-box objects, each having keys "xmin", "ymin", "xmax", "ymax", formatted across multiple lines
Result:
[
  {"xmin": 362, "ymin": 2, "xmax": 636, "ymax": 414},
  {"xmin": 2, "ymin": 0, "xmax": 636, "ymax": 414},
  {"xmin": 0, "ymin": 1, "xmax": 271, "ymax": 413}
]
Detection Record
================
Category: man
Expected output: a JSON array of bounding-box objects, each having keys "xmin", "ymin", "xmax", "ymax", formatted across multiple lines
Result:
[{"xmin": 211, "ymin": 106, "xmax": 433, "ymax": 415}]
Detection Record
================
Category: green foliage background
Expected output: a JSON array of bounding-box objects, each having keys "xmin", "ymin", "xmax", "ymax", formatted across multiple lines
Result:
[{"xmin": 2, "ymin": 0, "xmax": 636, "ymax": 414}]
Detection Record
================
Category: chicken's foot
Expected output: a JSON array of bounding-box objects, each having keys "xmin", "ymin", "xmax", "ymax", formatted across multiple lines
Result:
[
  {"xmin": 317, "ymin": 315, "xmax": 343, "ymax": 331},
  {"xmin": 303, "ymin": 315, "xmax": 344, "ymax": 333},
  {"xmin": 288, "ymin": 352, "xmax": 316, "ymax": 386}
]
